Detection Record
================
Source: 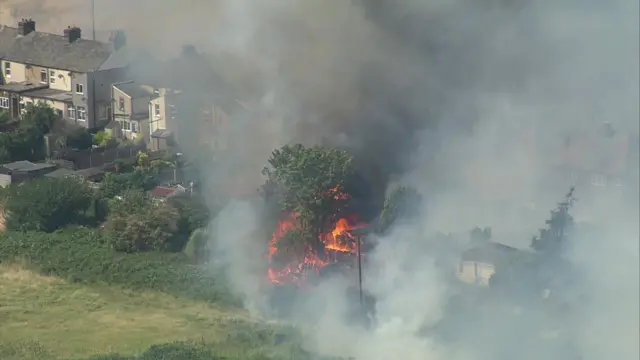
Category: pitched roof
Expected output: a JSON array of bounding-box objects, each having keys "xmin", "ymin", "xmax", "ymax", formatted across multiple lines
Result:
[
  {"xmin": 461, "ymin": 242, "xmax": 522, "ymax": 265},
  {"xmin": 114, "ymin": 82, "xmax": 152, "ymax": 98},
  {"xmin": 0, "ymin": 25, "xmax": 115, "ymax": 72}
]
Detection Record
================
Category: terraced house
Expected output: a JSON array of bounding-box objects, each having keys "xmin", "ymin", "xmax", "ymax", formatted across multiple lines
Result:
[{"xmin": 0, "ymin": 18, "xmax": 131, "ymax": 129}]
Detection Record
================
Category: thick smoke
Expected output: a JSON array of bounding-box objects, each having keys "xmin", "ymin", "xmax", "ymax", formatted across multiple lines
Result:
[{"xmin": 4, "ymin": 0, "xmax": 637, "ymax": 359}]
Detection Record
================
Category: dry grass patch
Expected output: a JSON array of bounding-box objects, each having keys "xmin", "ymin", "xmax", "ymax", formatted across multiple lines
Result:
[{"xmin": 0, "ymin": 264, "xmax": 259, "ymax": 359}]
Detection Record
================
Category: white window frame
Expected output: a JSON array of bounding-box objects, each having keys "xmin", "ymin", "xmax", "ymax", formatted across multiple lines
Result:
[
  {"xmin": 49, "ymin": 70, "xmax": 56, "ymax": 84},
  {"xmin": 75, "ymin": 83, "xmax": 84, "ymax": 94},
  {"xmin": 131, "ymin": 121, "xmax": 139, "ymax": 133},
  {"xmin": 68, "ymin": 107, "xmax": 76, "ymax": 119},
  {"xmin": 4, "ymin": 62, "xmax": 11, "ymax": 77},
  {"xmin": 77, "ymin": 106, "xmax": 86, "ymax": 121},
  {"xmin": 154, "ymin": 103, "xmax": 161, "ymax": 118},
  {"xmin": 40, "ymin": 69, "xmax": 47, "ymax": 83},
  {"xmin": 591, "ymin": 173, "xmax": 607, "ymax": 187},
  {"xmin": 122, "ymin": 120, "xmax": 131, "ymax": 131},
  {"xmin": 0, "ymin": 97, "xmax": 9, "ymax": 109}
]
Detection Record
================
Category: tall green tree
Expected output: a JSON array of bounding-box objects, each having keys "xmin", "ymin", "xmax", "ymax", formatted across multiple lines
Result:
[
  {"xmin": 2, "ymin": 177, "xmax": 93, "ymax": 232},
  {"xmin": 262, "ymin": 144, "xmax": 355, "ymax": 252},
  {"xmin": 531, "ymin": 187, "xmax": 576, "ymax": 255},
  {"xmin": 379, "ymin": 185, "xmax": 423, "ymax": 232}
]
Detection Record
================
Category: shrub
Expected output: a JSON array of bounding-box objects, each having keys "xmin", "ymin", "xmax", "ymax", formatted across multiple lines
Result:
[
  {"xmin": 0, "ymin": 228, "xmax": 237, "ymax": 306},
  {"xmin": 183, "ymin": 228, "xmax": 210, "ymax": 263},
  {"xmin": 2, "ymin": 177, "xmax": 93, "ymax": 232},
  {"xmin": 104, "ymin": 190, "xmax": 182, "ymax": 252}
]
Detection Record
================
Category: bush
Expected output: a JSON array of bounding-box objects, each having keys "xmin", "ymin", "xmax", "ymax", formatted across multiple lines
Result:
[
  {"xmin": 0, "ymin": 228, "xmax": 237, "ymax": 306},
  {"xmin": 2, "ymin": 177, "xmax": 93, "ymax": 232},
  {"xmin": 65, "ymin": 125, "xmax": 93, "ymax": 150},
  {"xmin": 183, "ymin": 228, "xmax": 210, "ymax": 263},
  {"xmin": 104, "ymin": 190, "xmax": 183, "ymax": 252}
]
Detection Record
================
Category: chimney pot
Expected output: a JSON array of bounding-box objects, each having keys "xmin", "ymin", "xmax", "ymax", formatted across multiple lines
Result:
[{"xmin": 17, "ymin": 18, "xmax": 35, "ymax": 36}]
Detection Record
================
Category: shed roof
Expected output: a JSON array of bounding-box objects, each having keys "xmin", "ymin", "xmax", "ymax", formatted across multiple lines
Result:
[{"xmin": 0, "ymin": 160, "xmax": 56, "ymax": 173}]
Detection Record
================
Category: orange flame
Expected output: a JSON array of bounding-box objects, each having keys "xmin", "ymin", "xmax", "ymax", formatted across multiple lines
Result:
[{"xmin": 267, "ymin": 193, "xmax": 366, "ymax": 285}]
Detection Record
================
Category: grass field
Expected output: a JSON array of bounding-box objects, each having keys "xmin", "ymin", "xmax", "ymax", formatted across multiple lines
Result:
[{"xmin": 0, "ymin": 264, "xmax": 300, "ymax": 359}]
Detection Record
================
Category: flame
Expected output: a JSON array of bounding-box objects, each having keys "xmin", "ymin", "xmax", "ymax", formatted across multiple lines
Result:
[{"xmin": 267, "ymin": 187, "xmax": 367, "ymax": 285}]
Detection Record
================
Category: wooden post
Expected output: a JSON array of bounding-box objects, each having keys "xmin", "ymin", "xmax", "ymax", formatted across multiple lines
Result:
[{"xmin": 357, "ymin": 234, "xmax": 363, "ymax": 306}]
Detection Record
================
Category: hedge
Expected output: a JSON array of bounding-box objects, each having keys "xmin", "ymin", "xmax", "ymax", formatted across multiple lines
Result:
[{"xmin": 0, "ymin": 228, "xmax": 238, "ymax": 306}]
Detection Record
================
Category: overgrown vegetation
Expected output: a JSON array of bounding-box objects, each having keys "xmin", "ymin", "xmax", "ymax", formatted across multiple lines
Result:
[
  {"xmin": 0, "ymin": 228, "xmax": 236, "ymax": 305},
  {"xmin": 1, "ymin": 177, "xmax": 93, "ymax": 232}
]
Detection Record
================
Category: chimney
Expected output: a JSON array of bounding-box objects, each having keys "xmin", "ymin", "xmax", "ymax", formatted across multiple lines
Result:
[
  {"xmin": 17, "ymin": 18, "xmax": 36, "ymax": 36},
  {"xmin": 63, "ymin": 26, "xmax": 81, "ymax": 43},
  {"xmin": 109, "ymin": 30, "xmax": 127, "ymax": 51}
]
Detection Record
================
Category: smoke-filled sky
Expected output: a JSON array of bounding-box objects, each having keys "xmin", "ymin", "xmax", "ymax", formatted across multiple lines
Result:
[{"xmin": 3, "ymin": 1, "xmax": 638, "ymax": 359}]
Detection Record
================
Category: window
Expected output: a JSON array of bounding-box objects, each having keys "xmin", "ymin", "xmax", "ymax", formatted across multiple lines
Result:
[
  {"xmin": 0, "ymin": 97, "xmax": 8, "ymax": 109},
  {"xmin": 40, "ymin": 69, "xmax": 47, "ymax": 83},
  {"xmin": 118, "ymin": 96, "xmax": 125, "ymax": 111},
  {"xmin": 4, "ymin": 62, "xmax": 11, "ymax": 77},
  {"xmin": 154, "ymin": 103, "xmax": 160, "ymax": 118},
  {"xmin": 77, "ymin": 106, "xmax": 86, "ymax": 121},
  {"xmin": 68, "ymin": 107, "xmax": 76, "ymax": 119},
  {"xmin": 49, "ymin": 70, "xmax": 56, "ymax": 84},
  {"xmin": 75, "ymin": 83, "xmax": 84, "ymax": 94},
  {"xmin": 591, "ymin": 173, "xmax": 607, "ymax": 187},
  {"xmin": 131, "ymin": 121, "xmax": 138, "ymax": 133},
  {"xmin": 122, "ymin": 121, "xmax": 131, "ymax": 131}
]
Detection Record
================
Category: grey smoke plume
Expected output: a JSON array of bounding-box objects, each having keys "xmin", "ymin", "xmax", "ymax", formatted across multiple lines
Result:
[{"xmin": 4, "ymin": 0, "xmax": 637, "ymax": 359}]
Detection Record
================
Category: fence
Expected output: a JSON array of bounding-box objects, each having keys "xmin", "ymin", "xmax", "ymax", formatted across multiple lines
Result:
[{"xmin": 53, "ymin": 144, "xmax": 146, "ymax": 170}]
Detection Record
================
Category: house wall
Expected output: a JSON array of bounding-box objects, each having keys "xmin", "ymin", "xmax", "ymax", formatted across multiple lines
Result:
[
  {"xmin": 1, "ymin": 60, "xmax": 26, "ymax": 83},
  {"xmin": 112, "ymin": 86, "xmax": 131, "ymax": 117},
  {"xmin": 71, "ymin": 72, "xmax": 90, "ymax": 127},
  {"xmin": 456, "ymin": 260, "xmax": 496, "ymax": 287},
  {"xmin": 149, "ymin": 90, "xmax": 169, "ymax": 133},
  {"xmin": 48, "ymin": 68, "xmax": 72, "ymax": 91}
]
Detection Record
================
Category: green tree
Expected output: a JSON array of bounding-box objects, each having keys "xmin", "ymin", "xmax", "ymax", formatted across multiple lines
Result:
[
  {"xmin": 0, "ymin": 109, "xmax": 10, "ymax": 126},
  {"xmin": 21, "ymin": 103, "xmax": 56, "ymax": 134},
  {"xmin": 65, "ymin": 125, "xmax": 93, "ymax": 150},
  {"xmin": 379, "ymin": 185, "xmax": 423, "ymax": 232},
  {"xmin": 93, "ymin": 130, "xmax": 116, "ymax": 147},
  {"xmin": 262, "ymin": 144, "xmax": 354, "ymax": 252},
  {"xmin": 104, "ymin": 189, "xmax": 181, "ymax": 252},
  {"xmin": 530, "ymin": 187, "xmax": 576, "ymax": 255},
  {"xmin": 167, "ymin": 194, "xmax": 211, "ymax": 236},
  {"xmin": 2, "ymin": 177, "xmax": 93, "ymax": 231},
  {"xmin": 100, "ymin": 169, "xmax": 160, "ymax": 199}
]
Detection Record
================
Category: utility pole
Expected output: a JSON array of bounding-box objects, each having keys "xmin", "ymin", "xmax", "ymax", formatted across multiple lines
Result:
[
  {"xmin": 91, "ymin": 0, "xmax": 96, "ymax": 40},
  {"xmin": 357, "ymin": 234, "xmax": 363, "ymax": 306}
]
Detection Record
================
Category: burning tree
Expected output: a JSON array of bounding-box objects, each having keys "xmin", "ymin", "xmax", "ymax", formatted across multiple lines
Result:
[{"xmin": 262, "ymin": 144, "xmax": 365, "ymax": 284}]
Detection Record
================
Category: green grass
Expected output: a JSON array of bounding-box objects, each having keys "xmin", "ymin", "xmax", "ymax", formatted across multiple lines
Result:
[
  {"xmin": 0, "ymin": 228, "xmax": 332, "ymax": 360},
  {"xmin": 0, "ymin": 264, "xmax": 306, "ymax": 359}
]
